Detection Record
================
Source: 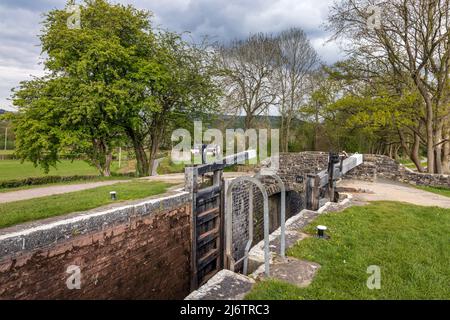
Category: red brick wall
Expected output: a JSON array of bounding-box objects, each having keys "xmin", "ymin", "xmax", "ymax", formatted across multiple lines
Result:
[{"xmin": 0, "ymin": 204, "xmax": 192, "ymax": 300}]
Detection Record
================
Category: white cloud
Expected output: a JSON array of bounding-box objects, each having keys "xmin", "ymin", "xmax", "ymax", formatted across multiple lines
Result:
[{"xmin": 0, "ymin": 65, "xmax": 45, "ymax": 110}]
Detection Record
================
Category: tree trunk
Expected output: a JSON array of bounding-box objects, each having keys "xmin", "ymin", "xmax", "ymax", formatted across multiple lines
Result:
[
  {"xmin": 426, "ymin": 115, "xmax": 435, "ymax": 173},
  {"xmin": 102, "ymin": 153, "xmax": 112, "ymax": 177},
  {"xmin": 394, "ymin": 145, "xmax": 400, "ymax": 161},
  {"xmin": 284, "ymin": 117, "xmax": 292, "ymax": 152},
  {"xmin": 125, "ymin": 128, "xmax": 150, "ymax": 177},
  {"xmin": 411, "ymin": 132, "xmax": 424, "ymax": 172},
  {"xmin": 244, "ymin": 114, "xmax": 254, "ymax": 131},
  {"xmin": 149, "ymin": 135, "xmax": 161, "ymax": 176},
  {"xmin": 434, "ymin": 125, "xmax": 443, "ymax": 174},
  {"xmin": 442, "ymin": 127, "xmax": 450, "ymax": 173},
  {"xmin": 91, "ymin": 138, "xmax": 113, "ymax": 177},
  {"xmin": 149, "ymin": 119, "xmax": 165, "ymax": 176},
  {"xmin": 134, "ymin": 143, "xmax": 150, "ymax": 177},
  {"xmin": 312, "ymin": 108, "xmax": 319, "ymax": 151},
  {"xmin": 411, "ymin": 74, "xmax": 435, "ymax": 173},
  {"xmin": 280, "ymin": 116, "xmax": 287, "ymax": 152}
]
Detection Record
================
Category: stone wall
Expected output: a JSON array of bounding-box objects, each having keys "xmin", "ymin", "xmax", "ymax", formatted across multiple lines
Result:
[
  {"xmin": 346, "ymin": 154, "xmax": 450, "ymax": 188},
  {"xmin": 226, "ymin": 152, "xmax": 333, "ymax": 266},
  {"xmin": 259, "ymin": 152, "xmax": 329, "ymax": 192},
  {"xmin": 226, "ymin": 181, "xmax": 303, "ymax": 266},
  {"xmin": 277, "ymin": 152, "xmax": 329, "ymax": 186},
  {"xmin": 0, "ymin": 192, "xmax": 192, "ymax": 300},
  {"xmin": 268, "ymin": 152, "xmax": 450, "ymax": 189}
]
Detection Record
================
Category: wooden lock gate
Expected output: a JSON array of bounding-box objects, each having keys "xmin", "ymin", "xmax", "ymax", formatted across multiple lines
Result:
[{"xmin": 185, "ymin": 151, "xmax": 256, "ymax": 289}]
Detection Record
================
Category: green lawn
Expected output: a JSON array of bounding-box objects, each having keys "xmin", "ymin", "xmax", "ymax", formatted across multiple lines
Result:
[
  {"xmin": 0, "ymin": 150, "xmax": 14, "ymax": 155},
  {"xmin": 398, "ymin": 158, "xmax": 427, "ymax": 170},
  {"xmin": 0, "ymin": 159, "xmax": 128, "ymax": 182},
  {"xmin": 404, "ymin": 162, "xmax": 428, "ymax": 170},
  {"xmin": 415, "ymin": 185, "xmax": 450, "ymax": 198},
  {"xmin": 0, "ymin": 180, "xmax": 172, "ymax": 229},
  {"xmin": 246, "ymin": 202, "xmax": 450, "ymax": 300},
  {"xmin": 0, "ymin": 175, "xmax": 131, "ymax": 193},
  {"xmin": 157, "ymin": 157, "xmax": 185, "ymax": 175}
]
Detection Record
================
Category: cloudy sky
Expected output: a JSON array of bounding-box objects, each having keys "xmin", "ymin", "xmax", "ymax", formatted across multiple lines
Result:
[{"xmin": 0, "ymin": 0, "xmax": 344, "ymax": 110}]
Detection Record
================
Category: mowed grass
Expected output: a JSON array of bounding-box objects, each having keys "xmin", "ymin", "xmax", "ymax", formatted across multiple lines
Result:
[
  {"xmin": 0, "ymin": 175, "xmax": 131, "ymax": 193},
  {"xmin": 157, "ymin": 157, "xmax": 185, "ymax": 174},
  {"xmin": 398, "ymin": 158, "xmax": 427, "ymax": 170},
  {"xmin": 415, "ymin": 185, "xmax": 450, "ymax": 198},
  {"xmin": 0, "ymin": 160, "xmax": 103, "ymax": 181},
  {"xmin": 0, "ymin": 180, "xmax": 172, "ymax": 229},
  {"xmin": 246, "ymin": 202, "xmax": 450, "ymax": 300}
]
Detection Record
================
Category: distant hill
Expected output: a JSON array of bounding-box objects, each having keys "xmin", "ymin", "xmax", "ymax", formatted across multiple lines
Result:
[
  {"xmin": 210, "ymin": 114, "xmax": 304, "ymax": 129},
  {"xmin": 0, "ymin": 109, "xmax": 5, "ymax": 115}
]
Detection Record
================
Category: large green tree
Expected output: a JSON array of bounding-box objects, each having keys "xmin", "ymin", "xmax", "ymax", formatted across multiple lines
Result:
[
  {"xmin": 124, "ymin": 31, "xmax": 221, "ymax": 176},
  {"xmin": 12, "ymin": 0, "xmax": 220, "ymax": 176}
]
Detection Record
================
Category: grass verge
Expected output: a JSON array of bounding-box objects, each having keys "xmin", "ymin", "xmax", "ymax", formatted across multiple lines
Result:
[
  {"xmin": 157, "ymin": 157, "xmax": 185, "ymax": 174},
  {"xmin": 0, "ymin": 180, "xmax": 172, "ymax": 229},
  {"xmin": 415, "ymin": 185, "xmax": 450, "ymax": 198},
  {"xmin": 246, "ymin": 201, "xmax": 450, "ymax": 300}
]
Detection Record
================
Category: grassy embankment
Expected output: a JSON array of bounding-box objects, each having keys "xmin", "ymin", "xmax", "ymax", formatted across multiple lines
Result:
[{"xmin": 246, "ymin": 201, "xmax": 450, "ymax": 300}]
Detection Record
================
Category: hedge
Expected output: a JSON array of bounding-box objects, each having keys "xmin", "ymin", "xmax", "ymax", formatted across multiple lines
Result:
[{"xmin": 0, "ymin": 154, "xmax": 17, "ymax": 160}]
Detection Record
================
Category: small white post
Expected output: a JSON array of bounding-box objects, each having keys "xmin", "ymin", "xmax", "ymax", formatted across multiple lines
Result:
[{"xmin": 110, "ymin": 191, "xmax": 117, "ymax": 200}]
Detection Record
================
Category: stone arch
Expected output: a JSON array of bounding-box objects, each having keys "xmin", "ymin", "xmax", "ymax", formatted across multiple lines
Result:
[
  {"xmin": 254, "ymin": 173, "xmax": 286, "ymax": 258},
  {"xmin": 225, "ymin": 176, "xmax": 271, "ymax": 276}
]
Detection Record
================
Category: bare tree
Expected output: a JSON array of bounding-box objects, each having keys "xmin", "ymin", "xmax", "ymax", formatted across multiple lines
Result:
[
  {"xmin": 218, "ymin": 33, "xmax": 279, "ymax": 130},
  {"xmin": 327, "ymin": 0, "xmax": 450, "ymax": 173},
  {"xmin": 273, "ymin": 28, "xmax": 319, "ymax": 152}
]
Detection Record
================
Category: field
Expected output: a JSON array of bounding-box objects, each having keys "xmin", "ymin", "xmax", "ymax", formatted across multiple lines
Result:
[
  {"xmin": 246, "ymin": 201, "xmax": 450, "ymax": 300},
  {"xmin": 0, "ymin": 180, "xmax": 173, "ymax": 229},
  {"xmin": 0, "ymin": 159, "xmax": 127, "ymax": 182}
]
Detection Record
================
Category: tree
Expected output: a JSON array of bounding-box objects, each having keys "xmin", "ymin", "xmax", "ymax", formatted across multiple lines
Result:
[
  {"xmin": 218, "ymin": 33, "xmax": 279, "ymax": 130},
  {"xmin": 11, "ymin": 0, "xmax": 220, "ymax": 177},
  {"xmin": 12, "ymin": 0, "xmax": 151, "ymax": 175},
  {"xmin": 302, "ymin": 67, "xmax": 340, "ymax": 151},
  {"xmin": 321, "ymin": 59, "xmax": 427, "ymax": 171},
  {"xmin": 125, "ymin": 32, "xmax": 221, "ymax": 176},
  {"xmin": 273, "ymin": 28, "xmax": 319, "ymax": 152},
  {"xmin": 327, "ymin": 0, "xmax": 450, "ymax": 173}
]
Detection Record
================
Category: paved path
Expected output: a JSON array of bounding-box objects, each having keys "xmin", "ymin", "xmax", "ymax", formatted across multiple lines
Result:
[
  {"xmin": 0, "ymin": 172, "xmax": 251, "ymax": 204},
  {"xmin": 338, "ymin": 179, "xmax": 450, "ymax": 208}
]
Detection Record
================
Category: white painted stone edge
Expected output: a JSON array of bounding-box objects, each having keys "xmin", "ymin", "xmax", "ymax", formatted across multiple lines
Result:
[{"xmin": 185, "ymin": 269, "xmax": 255, "ymax": 300}]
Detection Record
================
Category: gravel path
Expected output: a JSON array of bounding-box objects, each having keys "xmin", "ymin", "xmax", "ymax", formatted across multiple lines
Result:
[
  {"xmin": 0, "ymin": 180, "xmax": 130, "ymax": 204},
  {"xmin": 338, "ymin": 179, "xmax": 450, "ymax": 208}
]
